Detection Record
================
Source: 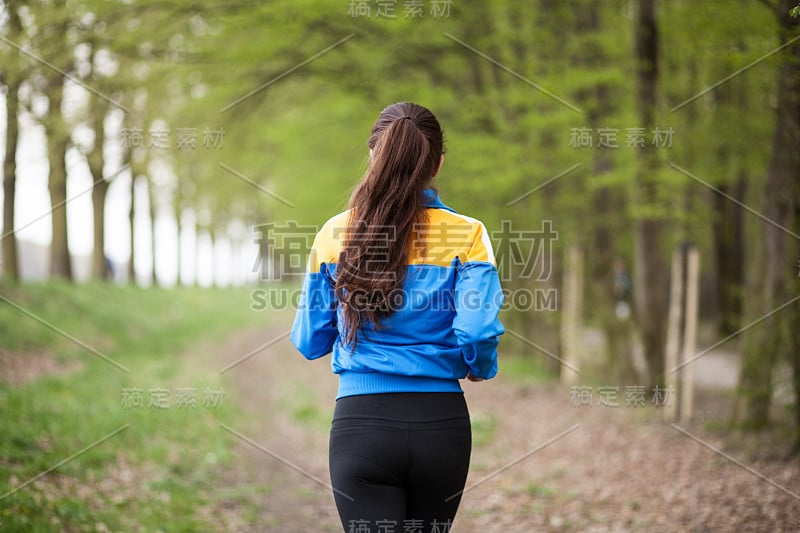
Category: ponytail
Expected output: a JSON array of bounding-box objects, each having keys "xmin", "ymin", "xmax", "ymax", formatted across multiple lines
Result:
[{"xmin": 335, "ymin": 102, "xmax": 444, "ymax": 350}]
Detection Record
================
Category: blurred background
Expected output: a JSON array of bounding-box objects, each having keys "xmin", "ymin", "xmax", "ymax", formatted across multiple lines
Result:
[{"xmin": 1, "ymin": 0, "xmax": 799, "ymax": 531}]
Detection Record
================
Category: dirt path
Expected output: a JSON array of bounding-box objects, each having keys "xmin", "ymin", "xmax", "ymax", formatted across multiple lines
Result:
[
  {"xmin": 211, "ymin": 317, "xmax": 800, "ymax": 532},
  {"xmin": 214, "ymin": 321, "xmax": 342, "ymax": 532}
]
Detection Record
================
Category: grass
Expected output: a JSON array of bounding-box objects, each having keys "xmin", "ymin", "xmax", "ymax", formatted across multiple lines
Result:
[
  {"xmin": 0, "ymin": 281, "xmax": 265, "ymax": 532},
  {"xmin": 290, "ymin": 403, "xmax": 333, "ymax": 432},
  {"xmin": 470, "ymin": 411, "xmax": 497, "ymax": 448},
  {"xmin": 498, "ymin": 353, "xmax": 555, "ymax": 386},
  {"xmin": 525, "ymin": 482, "xmax": 555, "ymax": 498},
  {"xmin": 278, "ymin": 377, "xmax": 333, "ymax": 434}
]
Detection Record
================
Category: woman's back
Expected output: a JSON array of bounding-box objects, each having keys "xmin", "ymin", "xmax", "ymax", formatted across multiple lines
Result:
[{"xmin": 291, "ymin": 186, "xmax": 503, "ymax": 399}]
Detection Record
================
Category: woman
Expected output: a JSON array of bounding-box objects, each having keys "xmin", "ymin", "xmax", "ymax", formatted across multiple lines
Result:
[{"xmin": 290, "ymin": 102, "xmax": 504, "ymax": 532}]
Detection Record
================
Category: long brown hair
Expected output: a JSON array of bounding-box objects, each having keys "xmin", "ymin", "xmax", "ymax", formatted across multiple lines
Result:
[{"xmin": 335, "ymin": 102, "xmax": 444, "ymax": 350}]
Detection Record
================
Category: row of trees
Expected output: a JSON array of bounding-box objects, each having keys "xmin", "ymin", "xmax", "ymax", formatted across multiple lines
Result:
[
  {"xmin": 1, "ymin": 1, "xmax": 261, "ymax": 284},
  {"xmin": 1, "ymin": 0, "xmax": 799, "ymax": 445}
]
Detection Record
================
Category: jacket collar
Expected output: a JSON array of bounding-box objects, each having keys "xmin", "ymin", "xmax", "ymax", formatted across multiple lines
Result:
[{"xmin": 422, "ymin": 187, "xmax": 455, "ymax": 213}]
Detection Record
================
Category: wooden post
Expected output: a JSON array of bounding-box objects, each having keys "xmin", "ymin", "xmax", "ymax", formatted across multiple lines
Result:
[
  {"xmin": 560, "ymin": 245, "xmax": 583, "ymax": 385},
  {"xmin": 663, "ymin": 249, "xmax": 683, "ymax": 422},
  {"xmin": 663, "ymin": 244, "xmax": 700, "ymax": 422},
  {"xmin": 679, "ymin": 246, "xmax": 700, "ymax": 421}
]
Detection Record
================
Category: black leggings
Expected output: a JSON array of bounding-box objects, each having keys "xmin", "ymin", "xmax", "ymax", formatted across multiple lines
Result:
[{"xmin": 329, "ymin": 392, "xmax": 472, "ymax": 532}]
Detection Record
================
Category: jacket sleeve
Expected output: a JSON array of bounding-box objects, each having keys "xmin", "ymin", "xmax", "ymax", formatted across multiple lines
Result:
[
  {"xmin": 290, "ymin": 227, "xmax": 339, "ymax": 360},
  {"xmin": 452, "ymin": 221, "xmax": 504, "ymax": 379}
]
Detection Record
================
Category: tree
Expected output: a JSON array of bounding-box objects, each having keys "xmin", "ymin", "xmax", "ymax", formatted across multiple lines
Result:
[
  {"xmin": 738, "ymin": 0, "xmax": 800, "ymax": 438},
  {"xmin": 0, "ymin": 0, "xmax": 23, "ymax": 280},
  {"xmin": 633, "ymin": 0, "xmax": 669, "ymax": 387},
  {"xmin": 25, "ymin": 2, "xmax": 75, "ymax": 280},
  {"xmin": 82, "ymin": 27, "xmax": 116, "ymax": 281}
]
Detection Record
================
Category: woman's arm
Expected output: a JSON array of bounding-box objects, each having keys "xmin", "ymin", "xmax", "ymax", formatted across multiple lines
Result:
[
  {"xmin": 290, "ymin": 230, "xmax": 339, "ymax": 359},
  {"xmin": 452, "ymin": 222, "xmax": 504, "ymax": 380}
]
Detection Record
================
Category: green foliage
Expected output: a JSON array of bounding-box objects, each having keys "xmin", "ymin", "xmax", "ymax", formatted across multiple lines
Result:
[
  {"xmin": 470, "ymin": 411, "xmax": 497, "ymax": 448},
  {"xmin": 1, "ymin": 0, "xmax": 783, "ymax": 290},
  {"xmin": 0, "ymin": 282, "xmax": 264, "ymax": 531},
  {"xmin": 498, "ymin": 354, "xmax": 553, "ymax": 385}
]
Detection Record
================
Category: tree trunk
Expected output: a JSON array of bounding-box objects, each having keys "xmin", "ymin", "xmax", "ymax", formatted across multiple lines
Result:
[
  {"xmin": 783, "ymin": 5, "xmax": 800, "ymax": 456},
  {"xmin": 792, "ymin": 206, "xmax": 800, "ymax": 451},
  {"xmin": 208, "ymin": 228, "xmax": 216, "ymax": 287},
  {"xmin": 2, "ymin": 80, "xmax": 20, "ymax": 280},
  {"xmin": 91, "ymin": 181, "xmax": 110, "ymax": 279},
  {"xmin": 710, "ymin": 50, "xmax": 746, "ymax": 337},
  {"xmin": 713, "ymin": 176, "xmax": 746, "ymax": 336},
  {"xmin": 88, "ymin": 101, "xmax": 110, "ymax": 280},
  {"xmin": 1, "ymin": 0, "xmax": 23, "ymax": 281},
  {"xmin": 147, "ymin": 177, "xmax": 157, "ymax": 286},
  {"xmin": 175, "ymin": 205, "xmax": 183, "ymax": 287},
  {"xmin": 128, "ymin": 159, "xmax": 136, "ymax": 285},
  {"xmin": 633, "ymin": 0, "xmax": 668, "ymax": 387},
  {"xmin": 46, "ymin": 87, "xmax": 72, "ymax": 281},
  {"xmin": 739, "ymin": 0, "xmax": 800, "ymax": 430},
  {"xmin": 572, "ymin": 1, "xmax": 638, "ymax": 383},
  {"xmin": 127, "ymin": 149, "xmax": 147, "ymax": 286},
  {"xmin": 38, "ymin": 12, "xmax": 73, "ymax": 281},
  {"xmin": 792, "ymin": 261, "xmax": 800, "ymax": 453}
]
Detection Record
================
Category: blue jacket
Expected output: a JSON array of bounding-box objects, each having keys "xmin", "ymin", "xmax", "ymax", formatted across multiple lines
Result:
[{"xmin": 290, "ymin": 188, "xmax": 504, "ymax": 399}]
